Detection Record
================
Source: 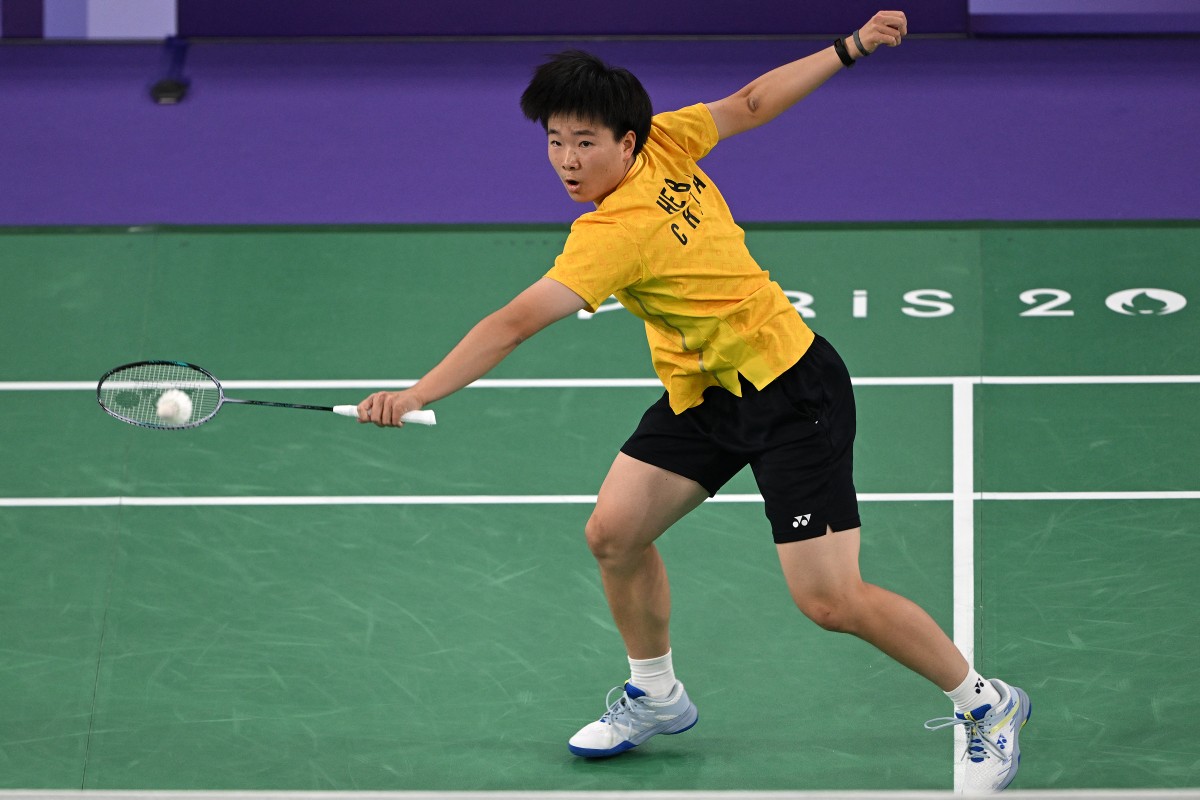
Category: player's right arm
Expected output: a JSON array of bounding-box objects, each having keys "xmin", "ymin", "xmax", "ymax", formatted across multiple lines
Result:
[{"xmin": 357, "ymin": 277, "xmax": 588, "ymax": 427}]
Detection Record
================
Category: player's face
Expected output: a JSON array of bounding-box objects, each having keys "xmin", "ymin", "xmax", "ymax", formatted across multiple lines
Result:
[{"xmin": 545, "ymin": 115, "xmax": 636, "ymax": 205}]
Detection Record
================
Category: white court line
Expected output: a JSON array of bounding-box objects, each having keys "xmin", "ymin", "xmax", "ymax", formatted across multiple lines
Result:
[
  {"xmin": 981, "ymin": 491, "xmax": 1200, "ymax": 501},
  {"xmin": 979, "ymin": 375, "xmax": 1200, "ymax": 385},
  {"xmin": 4, "ymin": 374, "xmax": 1200, "ymax": 392},
  {"xmin": 0, "ymin": 493, "xmax": 951, "ymax": 508},
  {"xmin": 951, "ymin": 379, "xmax": 976, "ymax": 663},
  {"xmin": 950, "ymin": 379, "xmax": 975, "ymax": 793},
  {"xmin": 4, "ymin": 492, "xmax": 1198, "ymax": 509},
  {"xmin": 1, "ymin": 792, "xmax": 1198, "ymax": 800}
]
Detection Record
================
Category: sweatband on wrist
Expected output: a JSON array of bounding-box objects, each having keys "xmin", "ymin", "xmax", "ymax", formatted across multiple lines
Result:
[
  {"xmin": 853, "ymin": 29, "xmax": 871, "ymax": 57},
  {"xmin": 833, "ymin": 37, "xmax": 855, "ymax": 67}
]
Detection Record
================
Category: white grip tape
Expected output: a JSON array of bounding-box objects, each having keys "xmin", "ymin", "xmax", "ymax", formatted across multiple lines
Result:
[{"xmin": 332, "ymin": 405, "xmax": 437, "ymax": 426}]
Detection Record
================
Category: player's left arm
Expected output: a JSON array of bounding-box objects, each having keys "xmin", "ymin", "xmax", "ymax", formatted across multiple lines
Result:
[{"xmin": 706, "ymin": 10, "xmax": 906, "ymax": 141}]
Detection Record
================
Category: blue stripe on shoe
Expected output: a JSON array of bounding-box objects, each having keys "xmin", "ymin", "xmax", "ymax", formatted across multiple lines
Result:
[
  {"xmin": 567, "ymin": 740, "xmax": 637, "ymax": 758},
  {"xmin": 664, "ymin": 709, "xmax": 699, "ymax": 735}
]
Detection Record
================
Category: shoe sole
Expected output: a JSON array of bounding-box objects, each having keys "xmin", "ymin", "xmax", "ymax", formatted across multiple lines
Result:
[{"xmin": 568, "ymin": 704, "xmax": 699, "ymax": 758}]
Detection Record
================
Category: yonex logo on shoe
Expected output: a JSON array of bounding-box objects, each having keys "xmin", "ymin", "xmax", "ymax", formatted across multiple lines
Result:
[{"xmin": 792, "ymin": 514, "xmax": 811, "ymax": 528}]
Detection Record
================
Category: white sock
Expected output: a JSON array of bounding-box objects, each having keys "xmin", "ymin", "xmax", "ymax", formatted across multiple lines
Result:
[
  {"xmin": 946, "ymin": 669, "xmax": 1002, "ymax": 714},
  {"xmin": 628, "ymin": 650, "xmax": 676, "ymax": 698}
]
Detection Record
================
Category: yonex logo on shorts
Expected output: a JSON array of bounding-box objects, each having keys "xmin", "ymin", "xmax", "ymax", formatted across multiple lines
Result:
[{"xmin": 792, "ymin": 514, "xmax": 811, "ymax": 528}]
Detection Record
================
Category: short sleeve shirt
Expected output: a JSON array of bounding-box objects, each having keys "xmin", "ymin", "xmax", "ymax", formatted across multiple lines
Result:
[{"xmin": 545, "ymin": 103, "xmax": 814, "ymax": 413}]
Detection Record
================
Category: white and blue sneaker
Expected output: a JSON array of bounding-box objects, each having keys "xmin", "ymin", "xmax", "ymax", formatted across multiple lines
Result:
[
  {"xmin": 567, "ymin": 680, "xmax": 699, "ymax": 758},
  {"xmin": 925, "ymin": 678, "xmax": 1032, "ymax": 793}
]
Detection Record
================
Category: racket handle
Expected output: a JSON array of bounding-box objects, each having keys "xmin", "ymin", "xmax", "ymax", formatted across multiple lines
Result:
[
  {"xmin": 332, "ymin": 405, "xmax": 437, "ymax": 426},
  {"xmin": 401, "ymin": 410, "xmax": 437, "ymax": 425}
]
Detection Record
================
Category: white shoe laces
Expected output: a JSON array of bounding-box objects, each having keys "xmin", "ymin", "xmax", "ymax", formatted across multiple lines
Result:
[
  {"xmin": 597, "ymin": 685, "xmax": 642, "ymax": 739},
  {"xmin": 924, "ymin": 713, "xmax": 1011, "ymax": 764}
]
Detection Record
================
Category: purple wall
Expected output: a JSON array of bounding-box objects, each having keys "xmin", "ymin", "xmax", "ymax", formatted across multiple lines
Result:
[
  {"xmin": 7, "ymin": 0, "xmax": 1199, "ymax": 39},
  {"xmin": 969, "ymin": 0, "xmax": 1200, "ymax": 35},
  {"xmin": 1, "ymin": 37, "xmax": 1198, "ymax": 226},
  {"xmin": 177, "ymin": 0, "xmax": 967, "ymax": 37},
  {"xmin": 0, "ymin": 0, "xmax": 42, "ymax": 37}
]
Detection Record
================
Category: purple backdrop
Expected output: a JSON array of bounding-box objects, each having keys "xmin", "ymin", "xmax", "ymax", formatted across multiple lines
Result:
[
  {"xmin": 6, "ymin": 0, "xmax": 1199, "ymax": 39},
  {"xmin": 1, "ymin": 36, "xmax": 1197, "ymax": 226},
  {"xmin": 175, "ymin": 0, "xmax": 967, "ymax": 37},
  {"xmin": 969, "ymin": 0, "xmax": 1200, "ymax": 34},
  {"xmin": 0, "ymin": 0, "xmax": 42, "ymax": 37}
]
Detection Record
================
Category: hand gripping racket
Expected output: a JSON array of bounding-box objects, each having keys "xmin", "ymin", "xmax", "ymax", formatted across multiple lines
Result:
[{"xmin": 97, "ymin": 360, "xmax": 436, "ymax": 430}]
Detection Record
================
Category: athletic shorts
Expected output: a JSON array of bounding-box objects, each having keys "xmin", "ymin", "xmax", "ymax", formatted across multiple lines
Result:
[{"xmin": 620, "ymin": 335, "xmax": 860, "ymax": 544}]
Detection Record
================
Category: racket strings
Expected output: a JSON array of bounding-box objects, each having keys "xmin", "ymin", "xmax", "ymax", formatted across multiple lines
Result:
[{"xmin": 98, "ymin": 362, "xmax": 220, "ymax": 427}]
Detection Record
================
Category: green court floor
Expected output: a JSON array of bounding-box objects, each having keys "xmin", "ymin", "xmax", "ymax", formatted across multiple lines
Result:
[{"xmin": 1, "ymin": 223, "xmax": 1198, "ymax": 792}]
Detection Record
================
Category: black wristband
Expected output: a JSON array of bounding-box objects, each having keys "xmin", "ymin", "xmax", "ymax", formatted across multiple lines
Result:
[
  {"xmin": 833, "ymin": 37, "xmax": 855, "ymax": 67},
  {"xmin": 853, "ymin": 29, "xmax": 871, "ymax": 57}
]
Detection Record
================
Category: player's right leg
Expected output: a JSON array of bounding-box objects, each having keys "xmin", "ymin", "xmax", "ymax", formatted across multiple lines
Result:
[
  {"xmin": 568, "ymin": 452, "xmax": 708, "ymax": 757},
  {"xmin": 584, "ymin": 452, "xmax": 708, "ymax": 659}
]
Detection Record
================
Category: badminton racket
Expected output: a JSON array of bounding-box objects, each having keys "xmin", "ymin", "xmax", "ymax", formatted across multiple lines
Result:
[{"xmin": 97, "ymin": 360, "xmax": 436, "ymax": 430}]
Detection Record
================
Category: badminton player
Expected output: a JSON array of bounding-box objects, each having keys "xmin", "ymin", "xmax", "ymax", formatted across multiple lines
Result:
[{"xmin": 358, "ymin": 10, "xmax": 1030, "ymax": 792}]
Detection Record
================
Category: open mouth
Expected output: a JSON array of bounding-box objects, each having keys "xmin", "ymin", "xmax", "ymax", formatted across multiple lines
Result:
[{"xmin": 563, "ymin": 178, "xmax": 582, "ymax": 192}]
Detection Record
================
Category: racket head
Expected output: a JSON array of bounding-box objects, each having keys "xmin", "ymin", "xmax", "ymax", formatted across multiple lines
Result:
[{"xmin": 97, "ymin": 360, "xmax": 224, "ymax": 430}]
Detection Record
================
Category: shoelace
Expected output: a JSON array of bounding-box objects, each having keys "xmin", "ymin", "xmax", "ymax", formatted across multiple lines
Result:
[
  {"xmin": 598, "ymin": 685, "xmax": 641, "ymax": 738},
  {"xmin": 924, "ymin": 714, "xmax": 1010, "ymax": 764}
]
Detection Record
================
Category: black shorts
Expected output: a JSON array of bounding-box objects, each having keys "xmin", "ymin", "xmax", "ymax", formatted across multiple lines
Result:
[{"xmin": 620, "ymin": 335, "xmax": 860, "ymax": 544}]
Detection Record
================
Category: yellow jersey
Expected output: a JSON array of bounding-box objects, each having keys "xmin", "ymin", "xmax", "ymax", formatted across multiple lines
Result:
[{"xmin": 545, "ymin": 103, "xmax": 814, "ymax": 413}]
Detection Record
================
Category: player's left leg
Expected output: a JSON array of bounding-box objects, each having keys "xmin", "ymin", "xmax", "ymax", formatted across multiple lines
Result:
[
  {"xmin": 761, "ymin": 333, "xmax": 1030, "ymax": 790},
  {"xmin": 777, "ymin": 527, "xmax": 1031, "ymax": 792},
  {"xmin": 776, "ymin": 525, "xmax": 967, "ymax": 688}
]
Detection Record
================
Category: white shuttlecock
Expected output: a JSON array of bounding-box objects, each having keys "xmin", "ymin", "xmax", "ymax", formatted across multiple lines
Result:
[{"xmin": 155, "ymin": 388, "xmax": 193, "ymax": 424}]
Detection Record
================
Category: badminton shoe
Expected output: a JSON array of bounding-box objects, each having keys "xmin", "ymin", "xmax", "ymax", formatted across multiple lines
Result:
[
  {"xmin": 925, "ymin": 678, "xmax": 1031, "ymax": 793},
  {"xmin": 567, "ymin": 680, "xmax": 698, "ymax": 757}
]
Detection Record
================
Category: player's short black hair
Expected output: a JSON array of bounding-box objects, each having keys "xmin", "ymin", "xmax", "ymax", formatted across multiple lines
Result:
[{"xmin": 520, "ymin": 50, "xmax": 653, "ymax": 157}]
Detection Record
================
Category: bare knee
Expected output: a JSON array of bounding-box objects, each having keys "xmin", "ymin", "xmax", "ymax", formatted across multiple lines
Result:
[
  {"xmin": 792, "ymin": 589, "xmax": 866, "ymax": 634},
  {"xmin": 584, "ymin": 512, "xmax": 641, "ymax": 566}
]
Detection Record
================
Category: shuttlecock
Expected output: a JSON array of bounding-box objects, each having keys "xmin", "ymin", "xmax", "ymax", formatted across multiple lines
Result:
[{"xmin": 156, "ymin": 388, "xmax": 193, "ymax": 424}]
